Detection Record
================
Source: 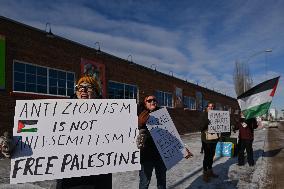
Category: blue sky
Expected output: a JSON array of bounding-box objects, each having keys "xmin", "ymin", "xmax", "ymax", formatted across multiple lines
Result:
[{"xmin": 1, "ymin": 0, "xmax": 283, "ymax": 114}]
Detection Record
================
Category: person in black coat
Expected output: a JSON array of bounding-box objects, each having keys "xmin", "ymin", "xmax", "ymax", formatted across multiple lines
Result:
[
  {"xmin": 234, "ymin": 113, "xmax": 258, "ymax": 166},
  {"xmin": 58, "ymin": 75, "xmax": 112, "ymax": 189},
  {"xmin": 137, "ymin": 95, "xmax": 193, "ymax": 189},
  {"xmin": 200, "ymin": 102, "xmax": 219, "ymax": 182},
  {"xmin": 137, "ymin": 95, "xmax": 166, "ymax": 189}
]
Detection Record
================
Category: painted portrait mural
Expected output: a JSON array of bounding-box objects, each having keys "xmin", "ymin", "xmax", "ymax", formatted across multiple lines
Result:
[{"xmin": 80, "ymin": 58, "xmax": 106, "ymax": 98}]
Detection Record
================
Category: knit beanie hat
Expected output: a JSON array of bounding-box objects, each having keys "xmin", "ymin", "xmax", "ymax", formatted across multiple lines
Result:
[{"xmin": 76, "ymin": 75, "xmax": 100, "ymax": 96}]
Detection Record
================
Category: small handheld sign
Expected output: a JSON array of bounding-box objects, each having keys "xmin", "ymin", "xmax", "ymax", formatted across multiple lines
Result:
[{"xmin": 208, "ymin": 110, "xmax": 230, "ymax": 133}]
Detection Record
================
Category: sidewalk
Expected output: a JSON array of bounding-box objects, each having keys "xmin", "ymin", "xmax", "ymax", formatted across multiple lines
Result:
[
  {"xmin": 111, "ymin": 129, "xmax": 269, "ymax": 188},
  {"xmin": 0, "ymin": 129, "xmax": 269, "ymax": 189}
]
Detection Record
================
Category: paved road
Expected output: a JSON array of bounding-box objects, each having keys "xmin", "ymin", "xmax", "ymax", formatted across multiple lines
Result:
[{"xmin": 264, "ymin": 121, "xmax": 284, "ymax": 189}]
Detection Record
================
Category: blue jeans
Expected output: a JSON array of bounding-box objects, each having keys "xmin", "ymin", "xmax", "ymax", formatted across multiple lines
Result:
[{"xmin": 139, "ymin": 160, "xmax": 167, "ymax": 189}]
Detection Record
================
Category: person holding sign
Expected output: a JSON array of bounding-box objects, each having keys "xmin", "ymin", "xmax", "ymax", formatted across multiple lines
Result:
[
  {"xmin": 234, "ymin": 113, "xmax": 258, "ymax": 166},
  {"xmin": 137, "ymin": 95, "xmax": 167, "ymax": 189},
  {"xmin": 200, "ymin": 102, "xmax": 220, "ymax": 183},
  {"xmin": 59, "ymin": 75, "xmax": 112, "ymax": 189},
  {"xmin": 137, "ymin": 95, "xmax": 193, "ymax": 189}
]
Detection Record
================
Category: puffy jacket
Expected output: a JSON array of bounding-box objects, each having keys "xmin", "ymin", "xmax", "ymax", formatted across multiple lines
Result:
[{"xmin": 235, "ymin": 118, "xmax": 258, "ymax": 140}]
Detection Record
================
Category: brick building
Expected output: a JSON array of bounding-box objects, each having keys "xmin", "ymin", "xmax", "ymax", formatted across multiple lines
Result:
[{"xmin": 0, "ymin": 16, "xmax": 239, "ymax": 134}]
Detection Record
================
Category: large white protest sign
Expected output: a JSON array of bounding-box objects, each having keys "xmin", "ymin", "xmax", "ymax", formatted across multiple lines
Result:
[
  {"xmin": 146, "ymin": 107, "xmax": 186, "ymax": 170},
  {"xmin": 208, "ymin": 110, "xmax": 230, "ymax": 133},
  {"xmin": 11, "ymin": 99, "xmax": 139, "ymax": 184}
]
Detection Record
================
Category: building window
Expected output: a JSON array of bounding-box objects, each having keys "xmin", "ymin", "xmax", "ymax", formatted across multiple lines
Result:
[
  {"xmin": 216, "ymin": 103, "xmax": 223, "ymax": 110},
  {"xmin": 195, "ymin": 91, "xmax": 203, "ymax": 111},
  {"xmin": 183, "ymin": 96, "xmax": 196, "ymax": 110},
  {"xmin": 155, "ymin": 90, "xmax": 173, "ymax": 107},
  {"xmin": 13, "ymin": 60, "xmax": 75, "ymax": 96},
  {"xmin": 49, "ymin": 69, "xmax": 74, "ymax": 96},
  {"xmin": 203, "ymin": 99, "xmax": 208, "ymax": 111},
  {"xmin": 223, "ymin": 105, "xmax": 231, "ymax": 112},
  {"xmin": 108, "ymin": 81, "xmax": 138, "ymax": 100}
]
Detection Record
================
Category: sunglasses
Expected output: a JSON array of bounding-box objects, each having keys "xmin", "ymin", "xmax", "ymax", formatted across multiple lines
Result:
[
  {"xmin": 76, "ymin": 85, "xmax": 94, "ymax": 92},
  {"xmin": 146, "ymin": 98, "xmax": 157, "ymax": 103}
]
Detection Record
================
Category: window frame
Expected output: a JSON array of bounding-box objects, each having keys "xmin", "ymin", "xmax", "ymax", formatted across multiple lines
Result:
[
  {"xmin": 108, "ymin": 80, "xmax": 138, "ymax": 101},
  {"xmin": 155, "ymin": 90, "xmax": 173, "ymax": 108},
  {"xmin": 183, "ymin": 96, "xmax": 196, "ymax": 110},
  {"xmin": 215, "ymin": 102, "xmax": 223, "ymax": 110},
  {"xmin": 203, "ymin": 99, "xmax": 208, "ymax": 111},
  {"xmin": 195, "ymin": 91, "xmax": 203, "ymax": 111},
  {"xmin": 13, "ymin": 60, "xmax": 75, "ymax": 97}
]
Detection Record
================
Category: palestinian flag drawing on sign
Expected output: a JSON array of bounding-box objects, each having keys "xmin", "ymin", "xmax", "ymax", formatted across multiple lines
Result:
[
  {"xmin": 237, "ymin": 76, "xmax": 280, "ymax": 120},
  {"xmin": 17, "ymin": 120, "xmax": 38, "ymax": 133}
]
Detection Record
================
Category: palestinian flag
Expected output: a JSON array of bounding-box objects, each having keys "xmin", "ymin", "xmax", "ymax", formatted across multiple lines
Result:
[
  {"xmin": 237, "ymin": 76, "xmax": 280, "ymax": 120},
  {"xmin": 17, "ymin": 120, "xmax": 38, "ymax": 133}
]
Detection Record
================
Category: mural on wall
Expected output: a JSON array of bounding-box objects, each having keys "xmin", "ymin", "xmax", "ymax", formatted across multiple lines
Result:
[
  {"xmin": 175, "ymin": 87, "xmax": 183, "ymax": 108},
  {"xmin": 80, "ymin": 58, "xmax": 106, "ymax": 98},
  {"xmin": 0, "ymin": 35, "xmax": 5, "ymax": 89}
]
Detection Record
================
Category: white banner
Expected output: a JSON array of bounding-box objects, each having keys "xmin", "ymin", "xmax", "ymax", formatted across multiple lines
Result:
[
  {"xmin": 208, "ymin": 110, "xmax": 230, "ymax": 133},
  {"xmin": 146, "ymin": 107, "xmax": 186, "ymax": 170},
  {"xmin": 11, "ymin": 99, "xmax": 139, "ymax": 184}
]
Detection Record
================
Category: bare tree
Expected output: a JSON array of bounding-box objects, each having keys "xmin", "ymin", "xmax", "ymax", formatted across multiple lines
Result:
[{"xmin": 233, "ymin": 60, "xmax": 253, "ymax": 96}]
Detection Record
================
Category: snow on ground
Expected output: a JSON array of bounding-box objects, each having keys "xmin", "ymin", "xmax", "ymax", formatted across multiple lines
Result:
[
  {"xmin": 113, "ymin": 129, "xmax": 268, "ymax": 189},
  {"xmin": 0, "ymin": 129, "xmax": 268, "ymax": 189}
]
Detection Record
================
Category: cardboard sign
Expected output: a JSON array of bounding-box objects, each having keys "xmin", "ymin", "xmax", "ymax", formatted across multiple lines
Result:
[
  {"xmin": 146, "ymin": 107, "xmax": 186, "ymax": 170},
  {"xmin": 208, "ymin": 110, "xmax": 230, "ymax": 133},
  {"xmin": 11, "ymin": 99, "xmax": 139, "ymax": 184}
]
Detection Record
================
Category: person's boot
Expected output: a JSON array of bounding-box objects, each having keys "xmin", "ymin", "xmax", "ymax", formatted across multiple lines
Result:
[
  {"xmin": 238, "ymin": 160, "xmax": 244, "ymax": 166},
  {"xmin": 208, "ymin": 169, "xmax": 219, "ymax": 178},
  {"xmin": 203, "ymin": 171, "xmax": 210, "ymax": 182}
]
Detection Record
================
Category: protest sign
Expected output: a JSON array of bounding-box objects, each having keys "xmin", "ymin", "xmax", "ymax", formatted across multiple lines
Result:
[
  {"xmin": 146, "ymin": 107, "xmax": 186, "ymax": 170},
  {"xmin": 11, "ymin": 99, "xmax": 139, "ymax": 184},
  {"xmin": 208, "ymin": 110, "xmax": 230, "ymax": 133}
]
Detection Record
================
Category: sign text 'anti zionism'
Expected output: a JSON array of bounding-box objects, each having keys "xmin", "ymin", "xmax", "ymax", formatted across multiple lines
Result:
[{"xmin": 11, "ymin": 99, "xmax": 139, "ymax": 184}]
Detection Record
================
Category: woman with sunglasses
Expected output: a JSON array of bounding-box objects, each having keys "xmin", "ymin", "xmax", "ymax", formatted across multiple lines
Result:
[
  {"xmin": 58, "ymin": 75, "xmax": 112, "ymax": 189},
  {"xmin": 137, "ymin": 95, "xmax": 193, "ymax": 188},
  {"xmin": 137, "ymin": 95, "xmax": 167, "ymax": 189}
]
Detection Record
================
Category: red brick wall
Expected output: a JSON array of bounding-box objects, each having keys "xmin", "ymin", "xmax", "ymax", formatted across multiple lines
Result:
[{"xmin": 0, "ymin": 17, "xmax": 239, "ymax": 134}]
